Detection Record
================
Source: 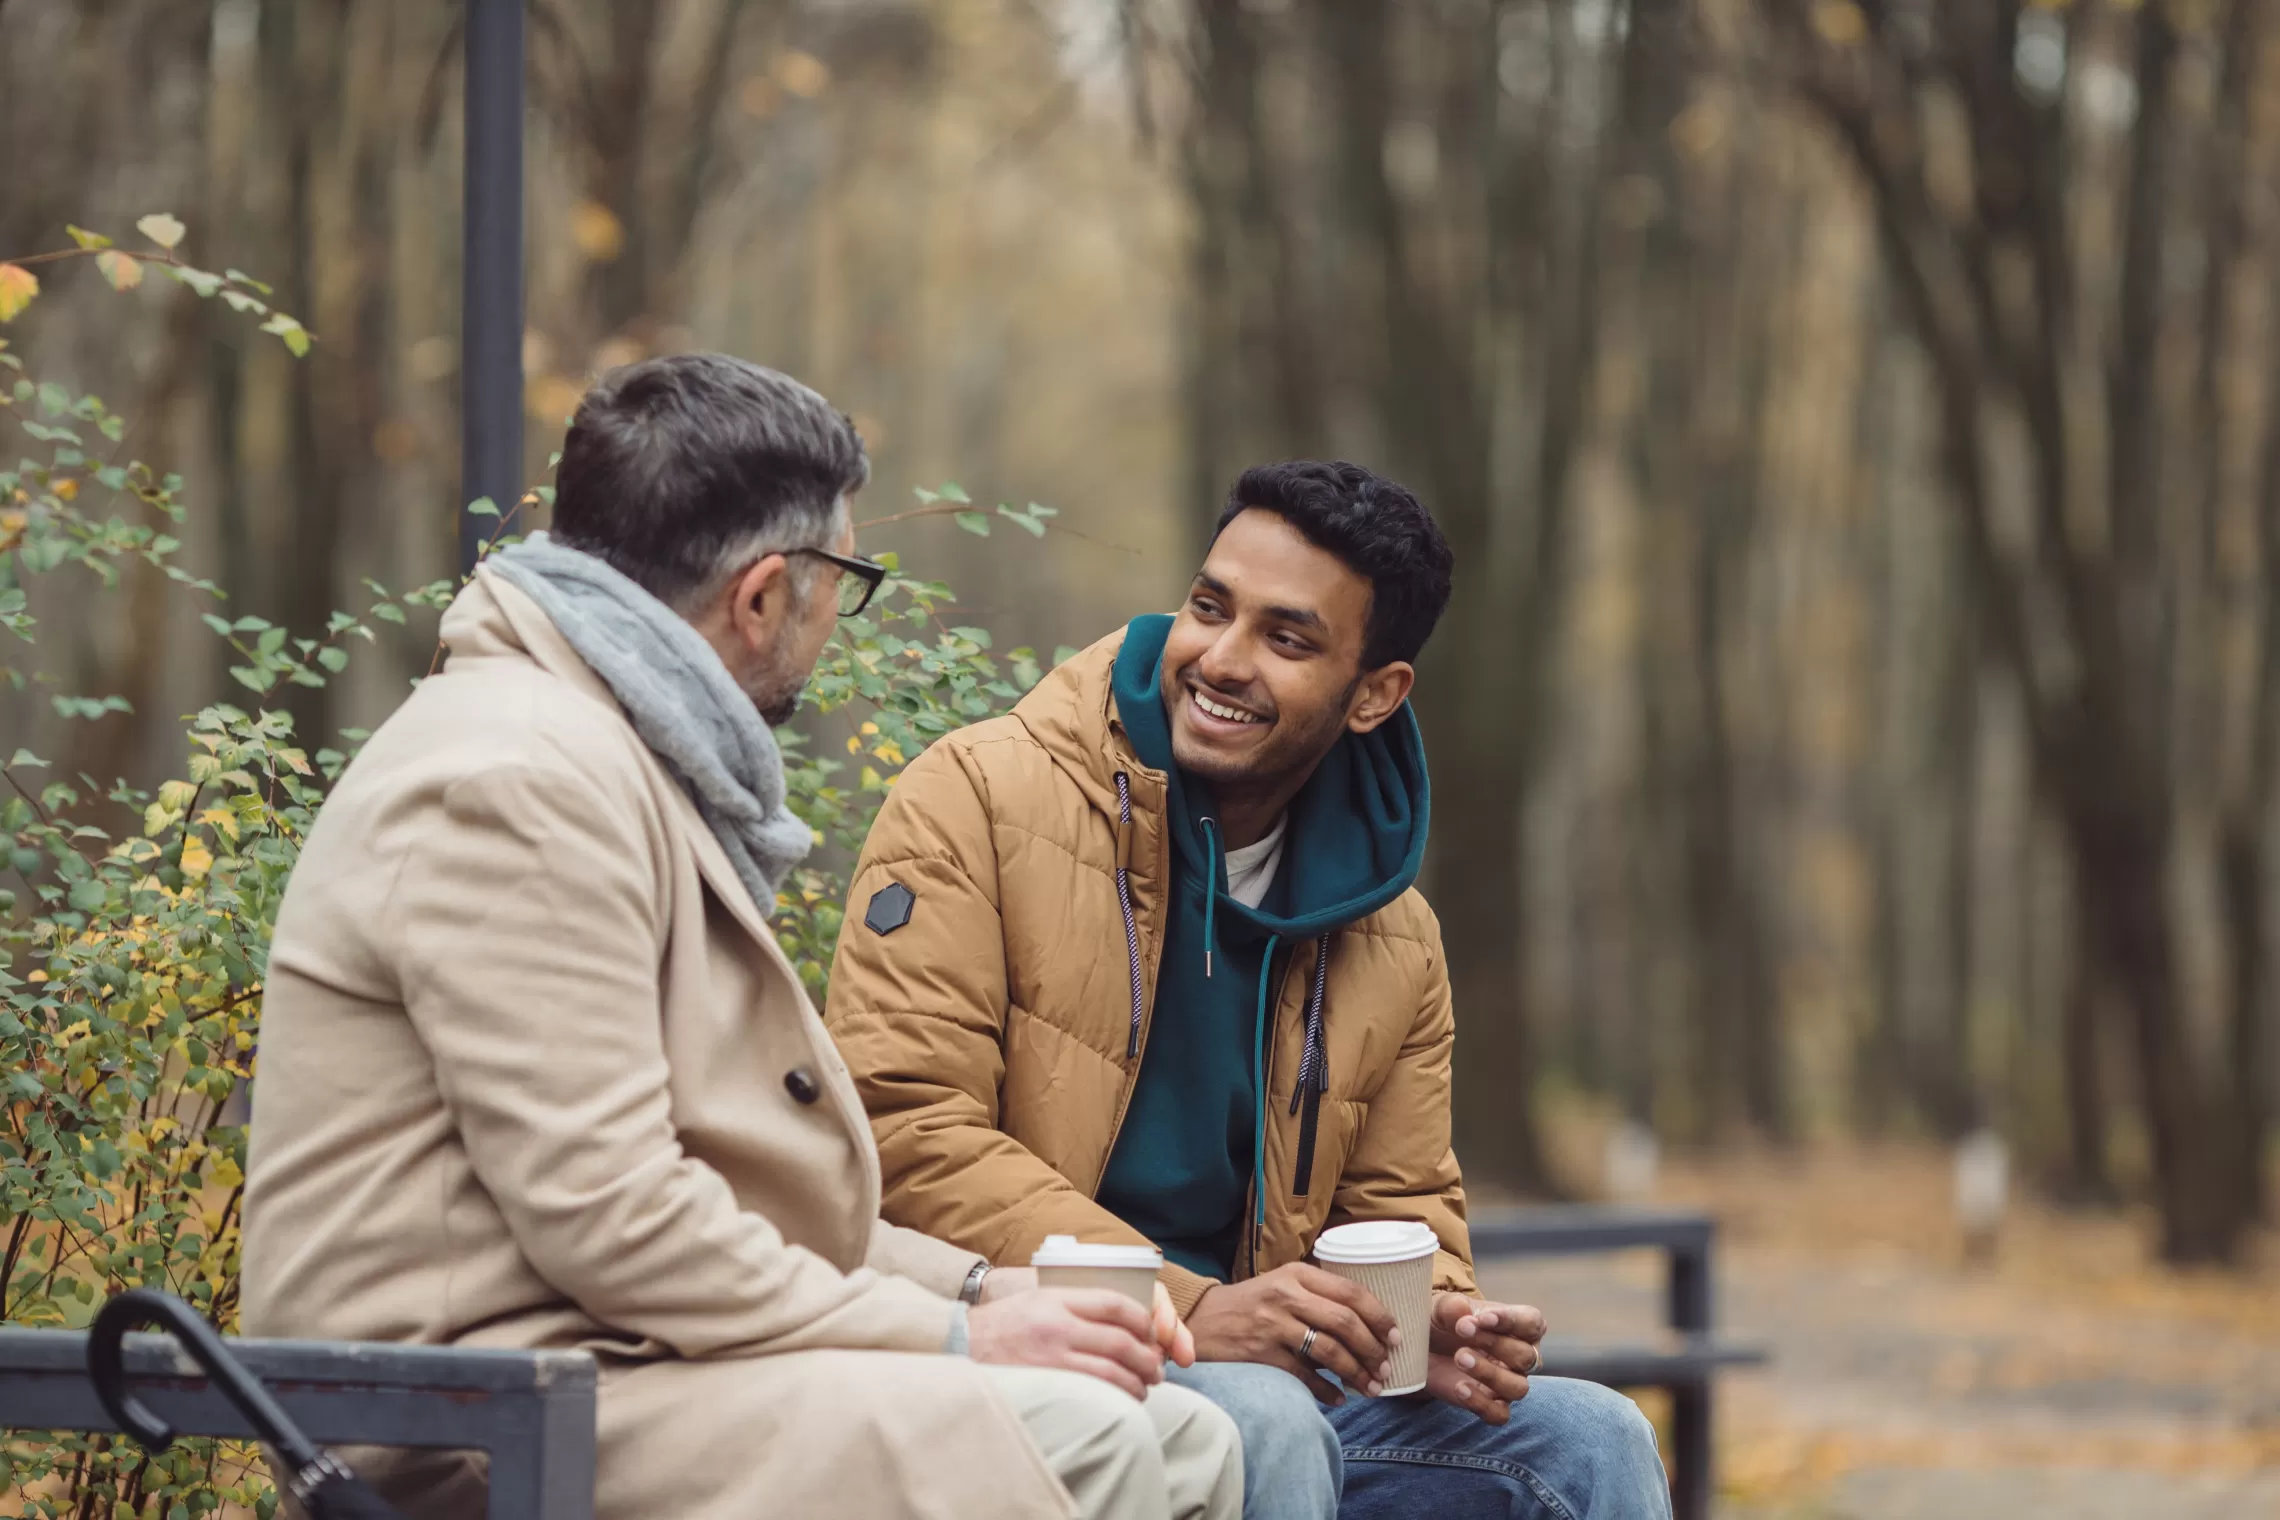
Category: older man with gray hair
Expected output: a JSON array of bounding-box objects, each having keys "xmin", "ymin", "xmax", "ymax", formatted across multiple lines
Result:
[{"xmin": 241, "ymin": 354, "xmax": 1243, "ymax": 1520}]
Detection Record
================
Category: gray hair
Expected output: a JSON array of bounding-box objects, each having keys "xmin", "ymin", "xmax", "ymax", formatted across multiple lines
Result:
[{"xmin": 551, "ymin": 353, "xmax": 868, "ymax": 613}]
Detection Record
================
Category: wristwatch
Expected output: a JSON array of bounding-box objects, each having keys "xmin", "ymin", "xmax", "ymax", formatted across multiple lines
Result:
[{"xmin": 958, "ymin": 1260, "xmax": 991, "ymax": 1306}]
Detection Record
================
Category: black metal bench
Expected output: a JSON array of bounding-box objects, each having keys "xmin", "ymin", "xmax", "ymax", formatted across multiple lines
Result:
[
  {"xmin": 1470, "ymin": 1204, "xmax": 1765, "ymax": 1520},
  {"xmin": 0, "ymin": 1327, "xmax": 596, "ymax": 1519}
]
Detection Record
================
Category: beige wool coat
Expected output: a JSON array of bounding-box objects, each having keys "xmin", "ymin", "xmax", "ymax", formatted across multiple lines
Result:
[{"xmin": 241, "ymin": 570, "xmax": 1079, "ymax": 1520}]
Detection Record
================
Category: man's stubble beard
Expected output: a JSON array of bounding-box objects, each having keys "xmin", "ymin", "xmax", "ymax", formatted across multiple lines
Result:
[
  {"xmin": 738, "ymin": 637, "xmax": 809, "ymax": 728},
  {"xmin": 752, "ymin": 671, "xmax": 803, "ymax": 729},
  {"xmin": 745, "ymin": 568, "xmax": 824, "ymax": 729}
]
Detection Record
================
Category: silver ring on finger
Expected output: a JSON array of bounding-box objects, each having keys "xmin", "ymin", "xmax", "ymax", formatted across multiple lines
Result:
[{"xmin": 1297, "ymin": 1326, "xmax": 1320, "ymax": 1362}]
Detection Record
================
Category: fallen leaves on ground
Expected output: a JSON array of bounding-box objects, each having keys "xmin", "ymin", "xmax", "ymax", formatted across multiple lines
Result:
[{"xmin": 1478, "ymin": 1122, "xmax": 2279, "ymax": 1516}]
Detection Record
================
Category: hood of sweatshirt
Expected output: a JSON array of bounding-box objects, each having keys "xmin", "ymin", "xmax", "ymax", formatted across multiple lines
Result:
[{"xmin": 1109, "ymin": 613, "xmax": 1430, "ymax": 945}]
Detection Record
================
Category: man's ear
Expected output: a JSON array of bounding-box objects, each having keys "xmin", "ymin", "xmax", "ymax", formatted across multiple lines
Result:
[
  {"xmin": 1346, "ymin": 661, "xmax": 1415, "ymax": 735},
  {"xmin": 725, "ymin": 553, "xmax": 791, "ymax": 653}
]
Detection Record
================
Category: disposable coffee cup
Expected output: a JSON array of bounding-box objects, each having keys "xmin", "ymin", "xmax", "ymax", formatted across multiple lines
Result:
[
  {"xmin": 1312, "ymin": 1220, "xmax": 1437, "ymax": 1395},
  {"xmin": 1030, "ymin": 1236, "xmax": 1163, "ymax": 1310}
]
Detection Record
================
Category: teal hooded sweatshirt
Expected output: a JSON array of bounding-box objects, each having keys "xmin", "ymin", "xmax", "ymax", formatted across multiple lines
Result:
[{"xmin": 1096, "ymin": 614, "xmax": 1431, "ymax": 1281}]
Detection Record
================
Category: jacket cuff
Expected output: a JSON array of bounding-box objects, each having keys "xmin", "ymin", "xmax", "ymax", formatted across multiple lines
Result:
[
  {"xmin": 1162, "ymin": 1263, "xmax": 1218, "ymax": 1319},
  {"xmin": 865, "ymin": 1272, "xmax": 970, "ymax": 1356},
  {"xmin": 1432, "ymin": 1249, "xmax": 1478, "ymax": 1298},
  {"xmin": 868, "ymin": 1219, "xmax": 988, "ymax": 1300}
]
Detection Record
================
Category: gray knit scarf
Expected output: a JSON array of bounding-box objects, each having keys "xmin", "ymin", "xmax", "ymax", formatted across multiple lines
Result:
[{"xmin": 487, "ymin": 533, "xmax": 813, "ymax": 915}]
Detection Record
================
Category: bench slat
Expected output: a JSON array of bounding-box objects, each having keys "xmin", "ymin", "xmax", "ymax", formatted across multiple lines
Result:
[
  {"xmin": 1469, "ymin": 1205, "xmax": 1714, "ymax": 1257},
  {"xmin": 1537, "ymin": 1335, "xmax": 1766, "ymax": 1389},
  {"xmin": 0, "ymin": 1328, "xmax": 594, "ymax": 1394}
]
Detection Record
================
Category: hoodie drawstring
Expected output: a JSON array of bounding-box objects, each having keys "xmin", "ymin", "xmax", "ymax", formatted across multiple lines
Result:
[
  {"xmin": 1114, "ymin": 773, "xmax": 1146, "ymax": 1060},
  {"xmin": 1199, "ymin": 816, "xmax": 1221, "ymax": 978},
  {"xmin": 1125, "ymin": 783, "xmax": 1338, "ymax": 1224}
]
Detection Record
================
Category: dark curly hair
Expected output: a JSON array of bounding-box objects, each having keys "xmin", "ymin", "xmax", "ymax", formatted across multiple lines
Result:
[{"xmin": 1215, "ymin": 460, "xmax": 1454, "ymax": 669}]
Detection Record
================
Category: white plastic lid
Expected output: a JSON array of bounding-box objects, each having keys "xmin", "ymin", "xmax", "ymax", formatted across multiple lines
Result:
[
  {"xmin": 1311, "ymin": 1220, "xmax": 1439, "ymax": 1265},
  {"xmin": 1030, "ymin": 1235, "xmax": 1164, "ymax": 1271}
]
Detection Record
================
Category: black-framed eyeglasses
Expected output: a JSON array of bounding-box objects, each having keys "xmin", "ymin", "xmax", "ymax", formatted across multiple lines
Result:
[{"xmin": 791, "ymin": 546, "xmax": 888, "ymax": 617}]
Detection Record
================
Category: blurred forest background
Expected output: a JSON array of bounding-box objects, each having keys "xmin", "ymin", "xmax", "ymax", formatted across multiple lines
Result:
[{"xmin": 5, "ymin": 0, "xmax": 2279, "ymax": 1293}]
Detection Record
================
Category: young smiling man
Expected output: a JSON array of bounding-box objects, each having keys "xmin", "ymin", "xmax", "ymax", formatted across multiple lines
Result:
[{"xmin": 826, "ymin": 461, "xmax": 1671, "ymax": 1518}]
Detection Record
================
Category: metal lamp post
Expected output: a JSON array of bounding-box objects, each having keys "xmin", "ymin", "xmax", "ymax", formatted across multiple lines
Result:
[{"xmin": 460, "ymin": 0, "xmax": 524, "ymax": 579}]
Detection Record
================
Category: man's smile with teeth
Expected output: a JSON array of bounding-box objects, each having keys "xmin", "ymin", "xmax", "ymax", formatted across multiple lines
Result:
[{"xmin": 1192, "ymin": 689, "xmax": 1266, "ymax": 725}]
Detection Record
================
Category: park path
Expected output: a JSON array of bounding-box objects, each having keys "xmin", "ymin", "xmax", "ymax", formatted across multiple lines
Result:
[{"xmin": 1473, "ymin": 1148, "xmax": 2280, "ymax": 1518}]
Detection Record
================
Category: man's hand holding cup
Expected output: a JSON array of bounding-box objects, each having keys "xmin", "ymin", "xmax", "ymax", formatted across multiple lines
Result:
[
  {"xmin": 966, "ymin": 1240, "xmax": 1196, "ymax": 1397},
  {"xmin": 1185, "ymin": 1262, "xmax": 1400, "ymax": 1407},
  {"xmin": 965, "ymin": 1285, "xmax": 1169, "ymax": 1400},
  {"xmin": 1424, "ymin": 1293, "xmax": 1547, "ymax": 1425}
]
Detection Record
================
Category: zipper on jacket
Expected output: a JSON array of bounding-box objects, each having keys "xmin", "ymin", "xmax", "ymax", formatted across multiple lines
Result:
[
  {"xmin": 1094, "ymin": 766, "xmax": 1170, "ymax": 1200},
  {"xmin": 1289, "ymin": 936, "xmax": 1332, "ymax": 1197},
  {"xmin": 1113, "ymin": 772, "xmax": 1146, "ymax": 1059},
  {"xmin": 1243, "ymin": 943, "xmax": 1299, "ymax": 1275}
]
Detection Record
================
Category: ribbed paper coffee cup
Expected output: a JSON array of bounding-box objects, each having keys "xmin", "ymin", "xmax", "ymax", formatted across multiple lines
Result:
[
  {"xmin": 1312, "ymin": 1220, "xmax": 1437, "ymax": 1395},
  {"xmin": 1030, "ymin": 1236, "xmax": 1161, "ymax": 1310}
]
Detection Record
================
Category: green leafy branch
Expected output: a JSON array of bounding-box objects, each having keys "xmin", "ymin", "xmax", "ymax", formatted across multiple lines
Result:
[
  {"xmin": 859, "ymin": 480, "xmax": 1059, "ymax": 539},
  {"xmin": 0, "ymin": 214, "xmax": 312, "ymax": 354}
]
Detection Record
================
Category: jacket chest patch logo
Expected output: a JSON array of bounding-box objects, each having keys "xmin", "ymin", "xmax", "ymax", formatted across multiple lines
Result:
[{"xmin": 865, "ymin": 881, "xmax": 917, "ymax": 935}]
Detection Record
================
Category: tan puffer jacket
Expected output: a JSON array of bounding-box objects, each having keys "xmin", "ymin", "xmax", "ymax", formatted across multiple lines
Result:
[
  {"xmin": 824, "ymin": 628, "xmax": 1475, "ymax": 1315},
  {"xmin": 825, "ymin": 624, "xmax": 1477, "ymax": 1312}
]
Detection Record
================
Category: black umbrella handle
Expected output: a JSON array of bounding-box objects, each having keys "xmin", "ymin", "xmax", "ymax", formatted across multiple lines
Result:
[{"xmin": 86, "ymin": 1289, "xmax": 328, "ymax": 1475}]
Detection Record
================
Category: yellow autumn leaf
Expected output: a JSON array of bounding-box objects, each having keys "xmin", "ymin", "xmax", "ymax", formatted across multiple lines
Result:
[
  {"xmin": 95, "ymin": 250, "xmax": 143, "ymax": 291},
  {"xmin": 208, "ymin": 1155, "xmax": 244, "ymax": 1190},
  {"xmin": 197, "ymin": 806, "xmax": 240, "ymax": 842},
  {"xmin": 775, "ymin": 49, "xmax": 830, "ymax": 98},
  {"xmin": 570, "ymin": 200, "xmax": 625, "ymax": 263},
  {"xmin": 859, "ymin": 721, "xmax": 880, "ymax": 735},
  {"xmin": 0, "ymin": 263, "xmax": 39, "ymax": 322},
  {"xmin": 136, "ymin": 212, "xmax": 186, "ymax": 250},
  {"xmin": 180, "ymin": 840, "xmax": 214, "ymax": 877},
  {"xmin": 1812, "ymin": 0, "xmax": 1867, "ymax": 43},
  {"xmin": 846, "ymin": 734, "xmax": 863, "ymax": 753},
  {"xmin": 53, "ymin": 477, "xmax": 77, "ymax": 500},
  {"xmin": 871, "ymin": 740, "xmax": 905, "ymax": 766}
]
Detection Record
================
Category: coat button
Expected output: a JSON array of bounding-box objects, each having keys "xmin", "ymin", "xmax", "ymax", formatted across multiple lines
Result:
[{"xmin": 784, "ymin": 1067, "xmax": 821, "ymax": 1105}]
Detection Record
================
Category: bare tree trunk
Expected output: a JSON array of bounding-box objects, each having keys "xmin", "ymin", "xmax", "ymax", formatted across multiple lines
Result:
[
  {"xmin": 1322, "ymin": 0, "xmax": 1563, "ymax": 1192},
  {"xmin": 1181, "ymin": 0, "xmax": 1259, "ymax": 547},
  {"xmin": 2056, "ymin": 850, "xmax": 2117, "ymax": 1203},
  {"xmin": 1771, "ymin": 0, "xmax": 2266, "ymax": 1260},
  {"xmin": 2218, "ymin": 828, "xmax": 2269, "ymax": 1223}
]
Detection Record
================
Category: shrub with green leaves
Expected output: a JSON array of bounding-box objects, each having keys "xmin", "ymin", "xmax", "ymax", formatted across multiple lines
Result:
[
  {"xmin": 1, "ymin": 220, "xmax": 1049, "ymax": 1518},
  {"xmin": 773, "ymin": 493, "xmax": 1063, "ymax": 993}
]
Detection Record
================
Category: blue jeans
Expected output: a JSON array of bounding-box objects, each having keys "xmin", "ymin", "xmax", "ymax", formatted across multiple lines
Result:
[{"xmin": 1165, "ymin": 1363, "xmax": 1671, "ymax": 1520}]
